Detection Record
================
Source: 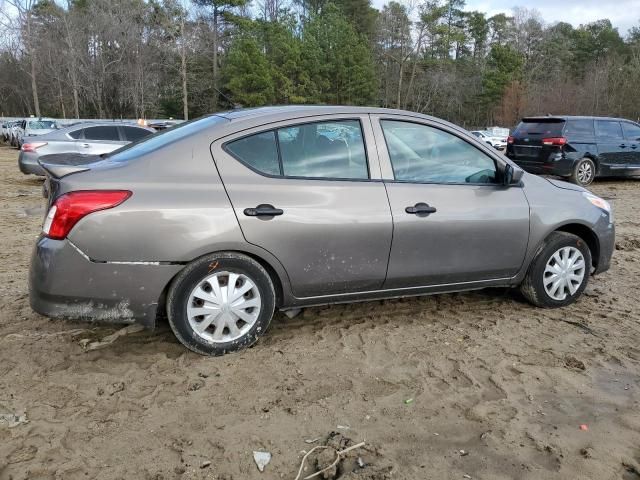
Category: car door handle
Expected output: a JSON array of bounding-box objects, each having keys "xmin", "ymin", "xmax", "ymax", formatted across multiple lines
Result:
[
  {"xmin": 81, "ymin": 143, "xmax": 91, "ymax": 148},
  {"xmin": 631, "ymin": 145, "xmax": 638, "ymax": 149},
  {"xmin": 619, "ymin": 144, "xmax": 627, "ymax": 148},
  {"xmin": 243, "ymin": 204, "xmax": 283, "ymax": 217},
  {"xmin": 405, "ymin": 203, "xmax": 437, "ymax": 215}
]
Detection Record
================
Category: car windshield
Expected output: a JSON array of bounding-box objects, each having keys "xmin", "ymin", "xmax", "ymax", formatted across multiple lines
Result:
[
  {"xmin": 28, "ymin": 121, "xmax": 56, "ymax": 129},
  {"xmin": 106, "ymin": 115, "xmax": 228, "ymax": 162}
]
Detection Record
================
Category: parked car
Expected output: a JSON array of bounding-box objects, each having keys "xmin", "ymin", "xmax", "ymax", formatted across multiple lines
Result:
[
  {"xmin": 15, "ymin": 118, "xmax": 58, "ymax": 148},
  {"xmin": 19, "ymin": 122, "xmax": 155, "ymax": 175},
  {"xmin": 471, "ymin": 130, "xmax": 507, "ymax": 149},
  {"xmin": 506, "ymin": 115, "xmax": 640, "ymax": 186},
  {"xmin": 30, "ymin": 106, "xmax": 614, "ymax": 356},
  {"xmin": 1, "ymin": 121, "xmax": 16, "ymax": 143},
  {"xmin": 3, "ymin": 121, "xmax": 22, "ymax": 146}
]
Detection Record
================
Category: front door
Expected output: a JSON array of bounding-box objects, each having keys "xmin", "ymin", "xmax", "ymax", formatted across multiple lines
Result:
[
  {"xmin": 211, "ymin": 116, "xmax": 392, "ymax": 298},
  {"xmin": 594, "ymin": 119, "xmax": 629, "ymax": 173},
  {"xmin": 371, "ymin": 116, "xmax": 530, "ymax": 288}
]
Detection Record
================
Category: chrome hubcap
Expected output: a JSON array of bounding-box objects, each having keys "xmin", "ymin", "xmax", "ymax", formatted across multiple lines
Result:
[
  {"xmin": 543, "ymin": 247, "xmax": 586, "ymax": 301},
  {"xmin": 577, "ymin": 162, "xmax": 593, "ymax": 184},
  {"xmin": 187, "ymin": 271, "xmax": 261, "ymax": 343}
]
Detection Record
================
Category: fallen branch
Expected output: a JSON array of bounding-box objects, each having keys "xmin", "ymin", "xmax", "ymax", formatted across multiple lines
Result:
[{"xmin": 294, "ymin": 441, "xmax": 366, "ymax": 480}]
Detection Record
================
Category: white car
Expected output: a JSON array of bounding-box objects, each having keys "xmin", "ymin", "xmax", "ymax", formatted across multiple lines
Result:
[
  {"xmin": 471, "ymin": 130, "xmax": 507, "ymax": 150},
  {"xmin": 15, "ymin": 118, "xmax": 58, "ymax": 148}
]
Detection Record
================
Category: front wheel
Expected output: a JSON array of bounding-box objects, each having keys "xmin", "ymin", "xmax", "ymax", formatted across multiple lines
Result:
[
  {"xmin": 520, "ymin": 232, "xmax": 592, "ymax": 308},
  {"xmin": 167, "ymin": 253, "xmax": 276, "ymax": 356},
  {"xmin": 570, "ymin": 158, "xmax": 596, "ymax": 186}
]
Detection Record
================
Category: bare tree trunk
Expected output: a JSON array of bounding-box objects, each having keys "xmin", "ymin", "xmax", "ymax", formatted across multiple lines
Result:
[
  {"xmin": 25, "ymin": 10, "xmax": 40, "ymax": 116},
  {"xmin": 181, "ymin": 19, "xmax": 189, "ymax": 120},
  {"xmin": 212, "ymin": 6, "xmax": 219, "ymax": 108},
  {"xmin": 397, "ymin": 63, "xmax": 404, "ymax": 109}
]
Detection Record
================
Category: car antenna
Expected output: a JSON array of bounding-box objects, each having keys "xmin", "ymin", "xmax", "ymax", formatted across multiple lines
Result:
[{"xmin": 212, "ymin": 87, "xmax": 243, "ymax": 110}]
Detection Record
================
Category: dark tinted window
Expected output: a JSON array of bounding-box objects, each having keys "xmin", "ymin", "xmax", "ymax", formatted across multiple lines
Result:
[
  {"xmin": 122, "ymin": 126, "xmax": 153, "ymax": 142},
  {"xmin": 595, "ymin": 120, "xmax": 623, "ymax": 140},
  {"xmin": 83, "ymin": 126, "xmax": 120, "ymax": 141},
  {"xmin": 68, "ymin": 128, "xmax": 84, "ymax": 139},
  {"xmin": 381, "ymin": 120, "xmax": 496, "ymax": 184},
  {"xmin": 225, "ymin": 131, "xmax": 280, "ymax": 175},
  {"xmin": 277, "ymin": 120, "xmax": 368, "ymax": 179},
  {"xmin": 514, "ymin": 120, "xmax": 564, "ymax": 137},
  {"xmin": 621, "ymin": 122, "xmax": 640, "ymax": 141},
  {"xmin": 565, "ymin": 119, "xmax": 594, "ymax": 137}
]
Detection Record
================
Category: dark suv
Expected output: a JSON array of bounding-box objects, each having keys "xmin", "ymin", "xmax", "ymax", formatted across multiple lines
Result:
[{"xmin": 506, "ymin": 116, "xmax": 640, "ymax": 186}]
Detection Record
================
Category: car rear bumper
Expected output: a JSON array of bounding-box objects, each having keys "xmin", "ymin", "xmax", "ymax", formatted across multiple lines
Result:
[
  {"xmin": 508, "ymin": 156, "xmax": 575, "ymax": 177},
  {"xmin": 18, "ymin": 151, "xmax": 46, "ymax": 175},
  {"xmin": 29, "ymin": 236, "xmax": 183, "ymax": 327}
]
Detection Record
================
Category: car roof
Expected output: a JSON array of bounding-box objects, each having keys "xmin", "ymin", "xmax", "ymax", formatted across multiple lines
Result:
[{"xmin": 521, "ymin": 115, "xmax": 631, "ymax": 122}]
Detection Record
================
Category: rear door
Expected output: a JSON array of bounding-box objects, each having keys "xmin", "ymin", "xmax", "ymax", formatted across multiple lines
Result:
[
  {"xmin": 373, "ymin": 115, "xmax": 530, "ymax": 288},
  {"xmin": 621, "ymin": 121, "xmax": 640, "ymax": 175},
  {"xmin": 594, "ymin": 119, "xmax": 627, "ymax": 172},
  {"xmin": 79, "ymin": 125, "xmax": 125, "ymax": 155},
  {"xmin": 211, "ymin": 115, "xmax": 393, "ymax": 298},
  {"xmin": 507, "ymin": 118, "xmax": 565, "ymax": 168}
]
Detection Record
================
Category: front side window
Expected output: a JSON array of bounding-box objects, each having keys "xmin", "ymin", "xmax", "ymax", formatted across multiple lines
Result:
[
  {"xmin": 225, "ymin": 119, "xmax": 369, "ymax": 180},
  {"xmin": 83, "ymin": 126, "xmax": 120, "ymax": 141},
  {"xmin": 381, "ymin": 120, "xmax": 497, "ymax": 184},
  {"xmin": 595, "ymin": 120, "xmax": 623, "ymax": 140},
  {"xmin": 622, "ymin": 122, "xmax": 640, "ymax": 141}
]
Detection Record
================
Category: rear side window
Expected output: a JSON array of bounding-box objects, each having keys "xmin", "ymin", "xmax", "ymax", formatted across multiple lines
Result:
[
  {"xmin": 595, "ymin": 120, "xmax": 623, "ymax": 140},
  {"xmin": 514, "ymin": 120, "xmax": 564, "ymax": 137},
  {"xmin": 122, "ymin": 126, "xmax": 153, "ymax": 142},
  {"xmin": 83, "ymin": 126, "xmax": 120, "ymax": 141},
  {"xmin": 622, "ymin": 122, "xmax": 640, "ymax": 141},
  {"xmin": 277, "ymin": 120, "xmax": 368, "ymax": 179},
  {"xmin": 68, "ymin": 128, "xmax": 84, "ymax": 139},
  {"xmin": 564, "ymin": 119, "xmax": 594, "ymax": 138},
  {"xmin": 225, "ymin": 120, "xmax": 369, "ymax": 180},
  {"xmin": 225, "ymin": 131, "xmax": 280, "ymax": 175}
]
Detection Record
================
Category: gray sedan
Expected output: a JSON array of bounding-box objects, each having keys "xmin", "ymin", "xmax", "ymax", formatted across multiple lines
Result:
[
  {"xmin": 18, "ymin": 122, "xmax": 155, "ymax": 175},
  {"xmin": 29, "ymin": 106, "xmax": 615, "ymax": 355}
]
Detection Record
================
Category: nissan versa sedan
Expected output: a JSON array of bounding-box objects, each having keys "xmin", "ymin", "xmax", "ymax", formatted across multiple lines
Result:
[{"xmin": 30, "ymin": 106, "xmax": 615, "ymax": 356}]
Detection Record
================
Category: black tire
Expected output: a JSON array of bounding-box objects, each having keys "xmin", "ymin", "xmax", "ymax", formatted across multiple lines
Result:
[
  {"xmin": 570, "ymin": 158, "xmax": 596, "ymax": 186},
  {"xmin": 520, "ymin": 232, "xmax": 592, "ymax": 308},
  {"xmin": 167, "ymin": 252, "xmax": 276, "ymax": 356}
]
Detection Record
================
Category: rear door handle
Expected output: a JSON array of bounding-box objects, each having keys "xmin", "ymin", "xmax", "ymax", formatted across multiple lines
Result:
[
  {"xmin": 243, "ymin": 204, "xmax": 283, "ymax": 217},
  {"xmin": 405, "ymin": 202, "xmax": 437, "ymax": 215},
  {"xmin": 619, "ymin": 144, "xmax": 627, "ymax": 148},
  {"xmin": 631, "ymin": 145, "xmax": 638, "ymax": 149},
  {"xmin": 81, "ymin": 143, "xmax": 91, "ymax": 148}
]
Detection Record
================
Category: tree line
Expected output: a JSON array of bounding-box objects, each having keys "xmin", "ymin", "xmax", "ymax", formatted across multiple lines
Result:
[{"xmin": 1, "ymin": 0, "xmax": 639, "ymax": 128}]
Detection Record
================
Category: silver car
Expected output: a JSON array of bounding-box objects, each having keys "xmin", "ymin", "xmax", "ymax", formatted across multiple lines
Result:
[
  {"xmin": 15, "ymin": 118, "xmax": 59, "ymax": 148},
  {"xmin": 18, "ymin": 122, "xmax": 155, "ymax": 175},
  {"xmin": 30, "ymin": 106, "xmax": 615, "ymax": 355}
]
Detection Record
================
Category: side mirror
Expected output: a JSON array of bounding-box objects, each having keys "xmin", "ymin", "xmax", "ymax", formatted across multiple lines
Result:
[{"xmin": 503, "ymin": 163, "xmax": 523, "ymax": 186}]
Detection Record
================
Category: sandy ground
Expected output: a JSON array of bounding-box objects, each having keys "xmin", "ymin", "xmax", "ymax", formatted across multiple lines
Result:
[{"xmin": 0, "ymin": 144, "xmax": 639, "ymax": 480}]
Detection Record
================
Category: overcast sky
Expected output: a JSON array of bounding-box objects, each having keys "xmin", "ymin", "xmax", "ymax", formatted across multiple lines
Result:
[{"xmin": 373, "ymin": 0, "xmax": 640, "ymax": 36}]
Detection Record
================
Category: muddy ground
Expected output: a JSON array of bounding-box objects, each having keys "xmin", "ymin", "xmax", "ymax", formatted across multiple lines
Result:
[{"xmin": 0, "ymin": 144, "xmax": 639, "ymax": 480}]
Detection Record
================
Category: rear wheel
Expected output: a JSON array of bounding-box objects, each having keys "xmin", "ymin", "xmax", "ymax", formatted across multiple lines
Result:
[
  {"xmin": 167, "ymin": 253, "xmax": 276, "ymax": 356},
  {"xmin": 570, "ymin": 158, "xmax": 596, "ymax": 186},
  {"xmin": 520, "ymin": 232, "xmax": 591, "ymax": 308}
]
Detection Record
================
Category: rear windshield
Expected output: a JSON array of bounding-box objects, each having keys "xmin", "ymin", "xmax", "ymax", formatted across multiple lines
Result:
[
  {"xmin": 513, "ymin": 119, "xmax": 564, "ymax": 137},
  {"xmin": 106, "ymin": 115, "xmax": 227, "ymax": 162},
  {"xmin": 28, "ymin": 120, "xmax": 56, "ymax": 129}
]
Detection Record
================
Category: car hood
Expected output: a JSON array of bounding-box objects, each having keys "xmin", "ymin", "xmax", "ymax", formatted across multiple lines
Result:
[{"xmin": 545, "ymin": 178, "xmax": 589, "ymax": 193}]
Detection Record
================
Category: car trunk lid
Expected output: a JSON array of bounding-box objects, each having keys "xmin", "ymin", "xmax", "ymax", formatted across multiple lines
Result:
[
  {"xmin": 39, "ymin": 153, "xmax": 102, "ymax": 205},
  {"xmin": 509, "ymin": 118, "xmax": 566, "ymax": 161}
]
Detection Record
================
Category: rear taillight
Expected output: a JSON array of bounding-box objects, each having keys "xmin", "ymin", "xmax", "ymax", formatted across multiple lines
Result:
[
  {"xmin": 542, "ymin": 137, "xmax": 567, "ymax": 146},
  {"xmin": 43, "ymin": 190, "xmax": 131, "ymax": 240},
  {"xmin": 507, "ymin": 136, "xmax": 514, "ymax": 144},
  {"xmin": 21, "ymin": 141, "xmax": 47, "ymax": 152}
]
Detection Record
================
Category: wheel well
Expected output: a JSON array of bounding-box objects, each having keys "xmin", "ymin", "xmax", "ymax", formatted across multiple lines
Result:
[
  {"xmin": 582, "ymin": 154, "xmax": 599, "ymax": 173},
  {"xmin": 555, "ymin": 224, "xmax": 600, "ymax": 269},
  {"xmin": 155, "ymin": 249, "xmax": 286, "ymax": 325}
]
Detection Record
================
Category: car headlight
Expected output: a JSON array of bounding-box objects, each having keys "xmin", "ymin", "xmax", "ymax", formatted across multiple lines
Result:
[{"xmin": 583, "ymin": 192, "xmax": 612, "ymax": 215}]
